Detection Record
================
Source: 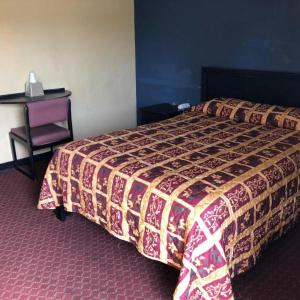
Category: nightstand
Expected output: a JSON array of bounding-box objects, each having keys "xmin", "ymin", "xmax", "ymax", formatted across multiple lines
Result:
[{"xmin": 138, "ymin": 103, "xmax": 183, "ymax": 125}]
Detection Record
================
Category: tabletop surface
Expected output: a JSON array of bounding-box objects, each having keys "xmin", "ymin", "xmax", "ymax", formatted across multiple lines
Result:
[
  {"xmin": 140, "ymin": 103, "xmax": 179, "ymax": 114},
  {"xmin": 0, "ymin": 88, "xmax": 71, "ymax": 104}
]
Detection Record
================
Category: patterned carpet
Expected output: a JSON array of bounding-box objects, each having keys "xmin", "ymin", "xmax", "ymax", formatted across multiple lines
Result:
[{"xmin": 0, "ymin": 166, "xmax": 299, "ymax": 300}]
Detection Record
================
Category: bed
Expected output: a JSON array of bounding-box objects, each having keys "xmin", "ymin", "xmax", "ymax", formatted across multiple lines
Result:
[{"xmin": 38, "ymin": 67, "xmax": 300, "ymax": 300}]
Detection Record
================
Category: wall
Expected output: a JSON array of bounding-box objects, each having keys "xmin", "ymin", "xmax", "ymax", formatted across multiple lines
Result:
[
  {"xmin": 0, "ymin": 0, "xmax": 136, "ymax": 164},
  {"xmin": 135, "ymin": 0, "xmax": 300, "ymax": 108}
]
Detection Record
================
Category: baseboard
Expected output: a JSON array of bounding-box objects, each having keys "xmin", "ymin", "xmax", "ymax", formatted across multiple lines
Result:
[{"xmin": 0, "ymin": 152, "xmax": 52, "ymax": 171}]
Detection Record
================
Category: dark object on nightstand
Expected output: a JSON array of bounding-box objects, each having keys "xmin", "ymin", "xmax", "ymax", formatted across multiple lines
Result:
[{"xmin": 138, "ymin": 103, "xmax": 183, "ymax": 125}]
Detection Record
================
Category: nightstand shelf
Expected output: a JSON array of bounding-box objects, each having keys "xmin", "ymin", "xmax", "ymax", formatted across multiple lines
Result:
[{"xmin": 138, "ymin": 103, "xmax": 183, "ymax": 125}]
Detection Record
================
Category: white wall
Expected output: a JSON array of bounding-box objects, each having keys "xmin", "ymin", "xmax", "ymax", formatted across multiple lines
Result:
[{"xmin": 0, "ymin": 0, "xmax": 136, "ymax": 164}]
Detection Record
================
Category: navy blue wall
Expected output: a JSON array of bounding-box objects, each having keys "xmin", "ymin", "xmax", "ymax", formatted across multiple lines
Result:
[{"xmin": 134, "ymin": 0, "xmax": 300, "ymax": 108}]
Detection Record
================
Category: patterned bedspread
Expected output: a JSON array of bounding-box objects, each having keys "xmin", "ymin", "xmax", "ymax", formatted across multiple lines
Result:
[{"xmin": 38, "ymin": 105, "xmax": 300, "ymax": 299}]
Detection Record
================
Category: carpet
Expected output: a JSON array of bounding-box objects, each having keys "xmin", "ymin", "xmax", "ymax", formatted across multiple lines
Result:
[{"xmin": 0, "ymin": 167, "xmax": 299, "ymax": 299}]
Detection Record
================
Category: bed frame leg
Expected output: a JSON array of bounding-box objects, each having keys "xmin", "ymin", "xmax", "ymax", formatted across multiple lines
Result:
[{"xmin": 54, "ymin": 206, "xmax": 72, "ymax": 221}]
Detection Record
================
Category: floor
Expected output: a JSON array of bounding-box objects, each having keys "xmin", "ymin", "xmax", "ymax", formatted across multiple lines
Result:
[{"xmin": 0, "ymin": 165, "xmax": 299, "ymax": 300}]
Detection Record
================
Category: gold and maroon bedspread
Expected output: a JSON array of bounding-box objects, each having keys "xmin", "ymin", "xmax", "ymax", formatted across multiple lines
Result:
[{"xmin": 38, "ymin": 105, "xmax": 300, "ymax": 300}]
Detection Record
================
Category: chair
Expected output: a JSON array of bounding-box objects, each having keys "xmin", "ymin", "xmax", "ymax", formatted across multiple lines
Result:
[{"xmin": 9, "ymin": 97, "xmax": 73, "ymax": 179}]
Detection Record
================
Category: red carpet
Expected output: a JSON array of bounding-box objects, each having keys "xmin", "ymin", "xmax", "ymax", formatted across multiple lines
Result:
[{"xmin": 0, "ymin": 167, "xmax": 299, "ymax": 299}]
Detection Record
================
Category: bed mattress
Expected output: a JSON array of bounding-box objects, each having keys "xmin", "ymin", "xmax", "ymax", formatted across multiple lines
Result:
[{"xmin": 39, "ymin": 100, "xmax": 300, "ymax": 299}]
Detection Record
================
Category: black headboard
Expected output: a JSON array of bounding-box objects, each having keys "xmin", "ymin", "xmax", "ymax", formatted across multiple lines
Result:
[{"xmin": 201, "ymin": 67, "xmax": 300, "ymax": 108}]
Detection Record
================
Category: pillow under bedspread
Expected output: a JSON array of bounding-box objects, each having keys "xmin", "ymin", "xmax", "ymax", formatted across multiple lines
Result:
[{"xmin": 192, "ymin": 98, "xmax": 300, "ymax": 130}]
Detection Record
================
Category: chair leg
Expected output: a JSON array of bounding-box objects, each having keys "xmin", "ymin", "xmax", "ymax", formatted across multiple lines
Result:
[
  {"xmin": 9, "ymin": 134, "xmax": 17, "ymax": 168},
  {"xmin": 28, "ymin": 147, "xmax": 36, "ymax": 180},
  {"xmin": 9, "ymin": 133, "xmax": 36, "ymax": 180}
]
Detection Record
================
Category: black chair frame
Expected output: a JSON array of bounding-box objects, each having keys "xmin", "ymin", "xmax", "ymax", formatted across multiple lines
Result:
[{"xmin": 9, "ymin": 99, "xmax": 73, "ymax": 180}]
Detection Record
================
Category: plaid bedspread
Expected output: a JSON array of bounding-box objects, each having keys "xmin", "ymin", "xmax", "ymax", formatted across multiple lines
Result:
[{"xmin": 38, "ymin": 110, "xmax": 300, "ymax": 299}]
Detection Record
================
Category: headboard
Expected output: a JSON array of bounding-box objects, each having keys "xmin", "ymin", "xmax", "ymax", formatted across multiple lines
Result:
[{"xmin": 201, "ymin": 67, "xmax": 300, "ymax": 108}]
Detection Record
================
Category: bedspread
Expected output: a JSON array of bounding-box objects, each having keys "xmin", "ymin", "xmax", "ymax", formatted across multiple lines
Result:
[{"xmin": 38, "ymin": 110, "xmax": 300, "ymax": 299}]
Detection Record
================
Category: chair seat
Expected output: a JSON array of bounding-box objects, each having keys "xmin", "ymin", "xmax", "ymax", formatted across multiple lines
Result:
[{"xmin": 11, "ymin": 124, "xmax": 71, "ymax": 146}]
